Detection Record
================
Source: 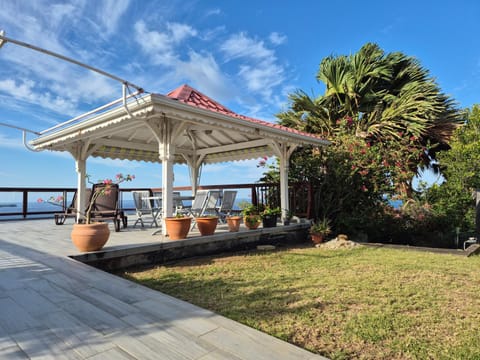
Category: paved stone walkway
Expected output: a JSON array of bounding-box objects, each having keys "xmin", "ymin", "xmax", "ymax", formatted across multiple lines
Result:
[{"xmin": 0, "ymin": 220, "xmax": 325, "ymax": 359}]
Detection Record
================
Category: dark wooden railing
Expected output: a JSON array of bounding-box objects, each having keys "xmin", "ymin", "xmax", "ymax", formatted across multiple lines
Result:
[
  {"xmin": 0, "ymin": 182, "xmax": 312, "ymax": 220},
  {"xmin": 0, "ymin": 187, "xmax": 76, "ymax": 219}
]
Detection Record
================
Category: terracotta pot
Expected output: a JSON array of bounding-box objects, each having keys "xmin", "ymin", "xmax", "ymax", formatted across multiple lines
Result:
[
  {"xmin": 311, "ymin": 232, "xmax": 324, "ymax": 245},
  {"xmin": 71, "ymin": 222, "xmax": 110, "ymax": 252},
  {"xmin": 244, "ymin": 215, "xmax": 261, "ymax": 230},
  {"xmin": 196, "ymin": 216, "xmax": 218, "ymax": 236},
  {"xmin": 165, "ymin": 217, "xmax": 192, "ymax": 240},
  {"xmin": 226, "ymin": 216, "xmax": 242, "ymax": 232}
]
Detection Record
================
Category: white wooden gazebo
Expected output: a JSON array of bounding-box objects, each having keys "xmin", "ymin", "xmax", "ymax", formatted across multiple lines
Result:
[{"xmin": 31, "ymin": 84, "xmax": 329, "ymax": 234}]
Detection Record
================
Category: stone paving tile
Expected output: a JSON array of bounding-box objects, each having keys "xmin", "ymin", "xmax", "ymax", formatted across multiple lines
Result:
[
  {"xmin": 37, "ymin": 311, "xmax": 116, "ymax": 359},
  {"xmin": 0, "ymin": 297, "xmax": 43, "ymax": 334},
  {"xmin": 0, "ymin": 220, "xmax": 327, "ymax": 359},
  {"xmin": 11, "ymin": 327, "xmax": 82, "ymax": 360},
  {"xmin": 0, "ymin": 345, "xmax": 29, "ymax": 359}
]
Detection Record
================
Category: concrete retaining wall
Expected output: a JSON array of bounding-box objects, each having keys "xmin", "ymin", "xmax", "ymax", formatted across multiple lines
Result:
[{"xmin": 71, "ymin": 223, "xmax": 310, "ymax": 271}]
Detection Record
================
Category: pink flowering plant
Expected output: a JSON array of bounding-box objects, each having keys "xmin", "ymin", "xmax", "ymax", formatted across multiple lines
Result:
[
  {"xmin": 83, "ymin": 173, "xmax": 134, "ymax": 224},
  {"xmin": 257, "ymin": 156, "xmax": 269, "ymax": 168},
  {"xmin": 37, "ymin": 173, "xmax": 134, "ymax": 224},
  {"xmin": 37, "ymin": 194, "xmax": 65, "ymax": 207}
]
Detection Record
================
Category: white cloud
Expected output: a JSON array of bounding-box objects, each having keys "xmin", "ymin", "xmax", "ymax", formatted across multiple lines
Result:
[
  {"xmin": 201, "ymin": 26, "xmax": 226, "ymax": 42},
  {"xmin": 167, "ymin": 23, "xmax": 198, "ymax": 43},
  {"xmin": 134, "ymin": 21, "xmax": 172, "ymax": 56},
  {"xmin": 97, "ymin": 0, "xmax": 130, "ymax": 35},
  {"xmin": 0, "ymin": 78, "xmax": 78, "ymax": 116},
  {"xmin": 50, "ymin": 72, "xmax": 117, "ymax": 104},
  {"xmin": 133, "ymin": 21, "xmax": 232, "ymax": 101},
  {"xmin": 221, "ymin": 32, "xmax": 273, "ymax": 61},
  {"xmin": 0, "ymin": 1, "xmax": 120, "ymax": 118},
  {"xmin": 0, "ymin": 72, "xmax": 117, "ymax": 118},
  {"xmin": 50, "ymin": 3, "xmax": 78, "ymax": 27},
  {"xmin": 269, "ymin": 32, "xmax": 287, "ymax": 45},
  {"xmin": 178, "ymin": 51, "xmax": 232, "ymax": 101},
  {"xmin": 0, "ymin": 2, "xmax": 290, "ymax": 134},
  {"xmin": 134, "ymin": 21, "xmax": 197, "ymax": 67},
  {"xmin": 239, "ymin": 61, "xmax": 285, "ymax": 93},
  {"xmin": 205, "ymin": 8, "xmax": 222, "ymax": 17},
  {"xmin": 0, "ymin": 132, "xmax": 28, "ymax": 150},
  {"xmin": 201, "ymin": 159, "xmax": 269, "ymax": 184},
  {"xmin": 220, "ymin": 33, "xmax": 286, "ymax": 101}
]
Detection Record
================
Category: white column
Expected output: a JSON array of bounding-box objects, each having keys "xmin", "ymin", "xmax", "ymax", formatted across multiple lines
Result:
[
  {"xmin": 187, "ymin": 155, "xmax": 204, "ymax": 196},
  {"xmin": 189, "ymin": 163, "xmax": 198, "ymax": 196},
  {"xmin": 270, "ymin": 142, "xmax": 298, "ymax": 223},
  {"xmin": 161, "ymin": 151, "xmax": 174, "ymax": 219},
  {"xmin": 159, "ymin": 119, "xmax": 175, "ymax": 235},
  {"xmin": 279, "ymin": 147, "xmax": 289, "ymax": 222},
  {"xmin": 75, "ymin": 157, "xmax": 86, "ymax": 223}
]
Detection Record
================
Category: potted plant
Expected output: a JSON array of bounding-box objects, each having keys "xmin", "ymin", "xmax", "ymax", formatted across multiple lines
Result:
[
  {"xmin": 195, "ymin": 215, "xmax": 218, "ymax": 236},
  {"xmin": 164, "ymin": 213, "xmax": 192, "ymax": 240},
  {"xmin": 261, "ymin": 206, "xmax": 281, "ymax": 228},
  {"xmin": 70, "ymin": 173, "xmax": 134, "ymax": 252},
  {"xmin": 241, "ymin": 203, "xmax": 262, "ymax": 230},
  {"xmin": 226, "ymin": 215, "xmax": 242, "ymax": 232},
  {"xmin": 310, "ymin": 217, "xmax": 332, "ymax": 244},
  {"xmin": 283, "ymin": 210, "xmax": 293, "ymax": 226}
]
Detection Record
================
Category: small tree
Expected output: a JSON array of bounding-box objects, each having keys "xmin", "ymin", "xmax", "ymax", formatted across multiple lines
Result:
[{"xmin": 425, "ymin": 105, "xmax": 480, "ymax": 231}]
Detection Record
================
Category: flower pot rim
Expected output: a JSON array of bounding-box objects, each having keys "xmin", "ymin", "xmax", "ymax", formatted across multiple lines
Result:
[
  {"xmin": 73, "ymin": 222, "xmax": 108, "ymax": 227},
  {"xmin": 311, "ymin": 231, "xmax": 327, "ymax": 236}
]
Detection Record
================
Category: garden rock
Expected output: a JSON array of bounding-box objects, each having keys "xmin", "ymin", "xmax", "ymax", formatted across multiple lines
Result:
[{"xmin": 316, "ymin": 234, "xmax": 361, "ymax": 250}]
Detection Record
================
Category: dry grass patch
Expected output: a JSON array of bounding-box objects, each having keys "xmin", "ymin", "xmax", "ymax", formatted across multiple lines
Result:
[{"xmin": 122, "ymin": 245, "xmax": 480, "ymax": 359}]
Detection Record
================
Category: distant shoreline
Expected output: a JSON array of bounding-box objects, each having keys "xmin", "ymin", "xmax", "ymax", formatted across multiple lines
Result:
[{"xmin": 0, "ymin": 203, "xmax": 17, "ymax": 208}]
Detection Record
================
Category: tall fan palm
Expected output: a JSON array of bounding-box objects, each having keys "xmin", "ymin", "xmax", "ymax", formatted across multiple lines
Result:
[{"xmin": 278, "ymin": 43, "xmax": 463, "ymax": 173}]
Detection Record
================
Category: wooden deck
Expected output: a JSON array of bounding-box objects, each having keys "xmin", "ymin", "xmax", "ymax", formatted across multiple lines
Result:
[{"xmin": 0, "ymin": 219, "xmax": 325, "ymax": 359}]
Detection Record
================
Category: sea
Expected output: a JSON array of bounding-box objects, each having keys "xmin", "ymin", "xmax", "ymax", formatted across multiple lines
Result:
[{"xmin": 0, "ymin": 196, "xmax": 248, "ymax": 221}]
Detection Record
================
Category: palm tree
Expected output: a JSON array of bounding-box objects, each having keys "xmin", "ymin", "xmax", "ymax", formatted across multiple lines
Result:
[{"xmin": 278, "ymin": 43, "xmax": 463, "ymax": 196}]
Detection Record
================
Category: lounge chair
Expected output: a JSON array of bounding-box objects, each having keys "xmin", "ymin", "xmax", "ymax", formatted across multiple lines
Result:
[
  {"xmin": 188, "ymin": 190, "xmax": 221, "ymax": 230},
  {"xmin": 217, "ymin": 190, "xmax": 237, "ymax": 223},
  {"xmin": 132, "ymin": 190, "xmax": 161, "ymax": 228},
  {"xmin": 202, "ymin": 190, "xmax": 222, "ymax": 216},
  {"xmin": 177, "ymin": 190, "xmax": 207, "ymax": 217},
  {"xmin": 89, "ymin": 183, "xmax": 127, "ymax": 232},
  {"xmin": 54, "ymin": 189, "xmax": 92, "ymax": 225},
  {"xmin": 173, "ymin": 191, "xmax": 185, "ymax": 214}
]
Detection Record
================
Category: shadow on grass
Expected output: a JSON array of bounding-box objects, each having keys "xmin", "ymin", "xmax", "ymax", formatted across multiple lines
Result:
[{"xmin": 121, "ymin": 243, "xmax": 353, "ymax": 321}]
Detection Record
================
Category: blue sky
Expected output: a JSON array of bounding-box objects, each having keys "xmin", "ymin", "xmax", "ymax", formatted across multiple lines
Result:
[{"xmin": 0, "ymin": 0, "xmax": 478, "ymax": 189}]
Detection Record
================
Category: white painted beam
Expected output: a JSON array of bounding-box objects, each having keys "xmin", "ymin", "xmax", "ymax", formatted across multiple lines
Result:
[{"xmin": 197, "ymin": 138, "xmax": 271, "ymax": 156}]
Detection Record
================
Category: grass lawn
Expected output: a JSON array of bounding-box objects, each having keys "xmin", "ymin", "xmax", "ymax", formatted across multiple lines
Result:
[{"xmin": 122, "ymin": 245, "xmax": 480, "ymax": 360}]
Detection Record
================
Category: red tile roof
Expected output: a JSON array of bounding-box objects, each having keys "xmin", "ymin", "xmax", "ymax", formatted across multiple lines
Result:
[
  {"xmin": 166, "ymin": 84, "xmax": 326, "ymax": 142},
  {"xmin": 167, "ymin": 84, "xmax": 236, "ymax": 115}
]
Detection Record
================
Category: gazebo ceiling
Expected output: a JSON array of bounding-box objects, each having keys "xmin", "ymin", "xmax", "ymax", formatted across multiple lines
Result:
[{"xmin": 30, "ymin": 84, "xmax": 329, "ymax": 164}]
